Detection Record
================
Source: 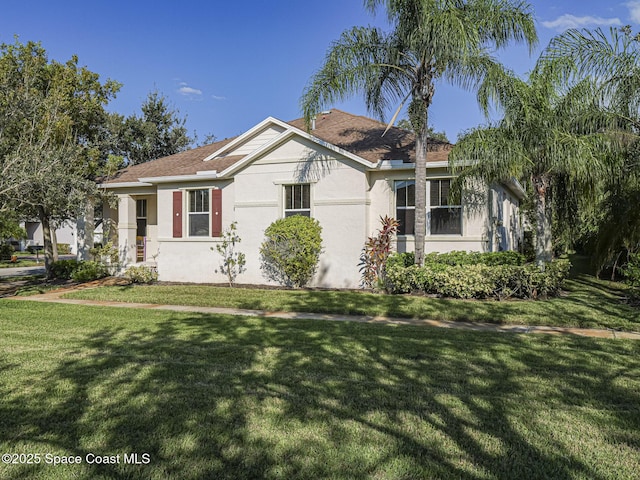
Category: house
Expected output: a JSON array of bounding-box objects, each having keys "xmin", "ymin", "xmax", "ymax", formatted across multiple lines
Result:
[
  {"xmin": 14, "ymin": 218, "xmax": 103, "ymax": 256},
  {"xmin": 99, "ymin": 109, "xmax": 525, "ymax": 288},
  {"xmin": 18, "ymin": 220, "xmax": 77, "ymax": 254}
]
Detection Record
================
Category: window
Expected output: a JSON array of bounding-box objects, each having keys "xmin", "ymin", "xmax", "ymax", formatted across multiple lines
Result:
[
  {"xmin": 284, "ymin": 184, "xmax": 311, "ymax": 217},
  {"xmin": 188, "ymin": 189, "xmax": 210, "ymax": 236},
  {"xmin": 429, "ymin": 179, "xmax": 462, "ymax": 235},
  {"xmin": 136, "ymin": 199, "xmax": 147, "ymax": 237},
  {"xmin": 395, "ymin": 180, "xmax": 415, "ymax": 235}
]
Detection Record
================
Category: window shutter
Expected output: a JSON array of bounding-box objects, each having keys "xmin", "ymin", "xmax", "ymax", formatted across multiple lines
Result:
[
  {"xmin": 172, "ymin": 191, "xmax": 182, "ymax": 238},
  {"xmin": 211, "ymin": 189, "xmax": 222, "ymax": 237}
]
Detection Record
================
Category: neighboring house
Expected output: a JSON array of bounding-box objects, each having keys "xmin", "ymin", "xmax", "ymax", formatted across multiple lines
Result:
[
  {"xmin": 19, "ymin": 220, "xmax": 77, "ymax": 254},
  {"xmin": 16, "ymin": 219, "xmax": 103, "ymax": 256},
  {"xmin": 99, "ymin": 109, "xmax": 525, "ymax": 288}
]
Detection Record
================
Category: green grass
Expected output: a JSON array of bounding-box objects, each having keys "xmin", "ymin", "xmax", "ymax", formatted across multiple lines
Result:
[
  {"xmin": 62, "ymin": 263, "xmax": 640, "ymax": 332},
  {"xmin": 0, "ymin": 300, "xmax": 638, "ymax": 479},
  {"xmin": 0, "ymin": 259, "xmax": 41, "ymax": 268}
]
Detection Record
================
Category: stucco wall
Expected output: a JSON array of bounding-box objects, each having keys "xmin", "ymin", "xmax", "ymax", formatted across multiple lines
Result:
[
  {"xmin": 147, "ymin": 139, "xmax": 369, "ymax": 288},
  {"xmin": 368, "ymin": 168, "xmax": 491, "ymax": 254},
  {"xmin": 106, "ymin": 135, "xmax": 523, "ymax": 288}
]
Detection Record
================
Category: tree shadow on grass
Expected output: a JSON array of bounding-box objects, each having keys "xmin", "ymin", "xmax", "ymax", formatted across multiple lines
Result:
[{"xmin": 1, "ymin": 305, "xmax": 639, "ymax": 478}]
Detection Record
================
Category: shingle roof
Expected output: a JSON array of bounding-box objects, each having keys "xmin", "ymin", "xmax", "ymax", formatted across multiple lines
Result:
[
  {"xmin": 103, "ymin": 138, "xmax": 237, "ymax": 184},
  {"xmin": 103, "ymin": 109, "xmax": 452, "ymax": 185},
  {"xmin": 288, "ymin": 109, "xmax": 451, "ymax": 164}
]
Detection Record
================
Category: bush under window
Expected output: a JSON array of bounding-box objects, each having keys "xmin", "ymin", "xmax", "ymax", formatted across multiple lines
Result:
[
  {"xmin": 384, "ymin": 251, "xmax": 570, "ymax": 299},
  {"xmin": 260, "ymin": 215, "xmax": 322, "ymax": 288}
]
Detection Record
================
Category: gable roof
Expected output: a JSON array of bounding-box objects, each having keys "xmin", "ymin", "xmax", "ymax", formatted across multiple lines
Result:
[
  {"xmin": 102, "ymin": 109, "xmax": 452, "ymax": 185},
  {"xmin": 288, "ymin": 109, "xmax": 451, "ymax": 164}
]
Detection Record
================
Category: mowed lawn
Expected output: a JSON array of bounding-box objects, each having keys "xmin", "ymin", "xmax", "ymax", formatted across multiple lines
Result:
[
  {"xmin": 62, "ymin": 270, "xmax": 640, "ymax": 332},
  {"xmin": 0, "ymin": 301, "xmax": 638, "ymax": 479}
]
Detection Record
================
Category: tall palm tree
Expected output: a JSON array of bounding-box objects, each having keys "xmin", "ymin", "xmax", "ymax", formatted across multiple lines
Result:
[
  {"xmin": 449, "ymin": 58, "xmax": 616, "ymax": 265},
  {"xmin": 544, "ymin": 26, "xmax": 640, "ymax": 130},
  {"xmin": 543, "ymin": 26, "xmax": 640, "ymax": 269},
  {"xmin": 300, "ymin": 0, "xmax": 537, "ymax": 266}
]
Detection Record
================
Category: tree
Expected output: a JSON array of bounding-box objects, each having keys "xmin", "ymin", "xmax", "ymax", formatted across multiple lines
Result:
[
  {"xmin": 300, "ymin": 0, "xmax": 537, "ymax": 266},
  {"xmin": 396, "ymin": 118, "xmax": 449, "ymax": 142},
  {"xmin": 0, "ymin": 39, "xmax": 120, "ymax": 275},
  {"xmin": 449, "ymin": 58, "xmax": 617, "ymax": 265},
  {"xmin": 543, "ymin": 26, "xmax": 640, "ymax": 271},
  {"xmin": 116, "ymin": 91, "xmax": 193, "ymax": 165}
]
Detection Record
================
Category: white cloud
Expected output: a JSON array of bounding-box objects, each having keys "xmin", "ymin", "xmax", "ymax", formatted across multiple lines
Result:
[
  {"xmin": 542, "ymin": 14, "xmax": 622, "ymax": 31},
  {"xmin": 625, "ymin": 1, "xmax": 640, "ymax": 23},
  {"xmin": 211, "ymin": 94, "xmax": 226, "ymax": 101},
  {"xmin": 178, "ymin": 86, "xmax": 203, "ymax": 96}
]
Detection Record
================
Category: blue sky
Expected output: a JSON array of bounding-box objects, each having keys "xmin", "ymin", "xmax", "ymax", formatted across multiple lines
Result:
[{"xmin": 1, "ymin": 1, "xmax": 639, "ymax": 143}]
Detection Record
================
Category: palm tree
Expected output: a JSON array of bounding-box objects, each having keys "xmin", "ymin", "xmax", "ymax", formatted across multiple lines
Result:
[
  {"xmin": 449, "ymin": 58, "xmax": 616, "ymax": 265},
  {"xmin": 543, "ymin": 27, "xmax": 640, "ymax": 271},
  {"xmin": 544, "ymin": 26, "xmax": 640, "ymax": 130},
  {"xmin": 300, "ymin": 0, "xmax": 537, "ymax": 266}
]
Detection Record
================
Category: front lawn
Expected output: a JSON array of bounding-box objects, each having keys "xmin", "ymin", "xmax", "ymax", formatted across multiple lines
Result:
[
  {"xmin": 62, "ymin": 271, "xmax": 640, "ymax": 331},
  {"xmin": 0, "ymin": 301, "xmax": 638, "ymax": 479}
]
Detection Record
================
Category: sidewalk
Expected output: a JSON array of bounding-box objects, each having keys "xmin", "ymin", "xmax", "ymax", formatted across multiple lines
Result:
[{"xmin": 6, "ymin": 284, "xmax": 640, "ymax": 341}]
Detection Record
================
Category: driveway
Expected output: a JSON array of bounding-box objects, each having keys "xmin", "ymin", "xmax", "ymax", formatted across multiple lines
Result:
[
  {"xmin": 0, "ymin": 254, "xmax": 76, "ymax": 278},
  {"xmin": 0, "ymin": 265, "xmax": 45, "ymax": 278}
]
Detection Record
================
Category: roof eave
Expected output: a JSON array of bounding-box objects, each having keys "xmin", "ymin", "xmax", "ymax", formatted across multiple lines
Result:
[{"xmin": 99, "ymin": 181, "xmax": 153, "ymax": 189}]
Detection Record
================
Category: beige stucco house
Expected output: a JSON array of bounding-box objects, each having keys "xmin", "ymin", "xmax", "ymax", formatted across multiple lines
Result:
[{"xmin": 99, "ymin": 109, "xmax": 525, "ymax": 288}]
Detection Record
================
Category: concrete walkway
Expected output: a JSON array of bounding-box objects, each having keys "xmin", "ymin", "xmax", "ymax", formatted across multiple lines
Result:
[{"xmin": 5, "ymin": 284, "xmax": 640, "ymax": 341}]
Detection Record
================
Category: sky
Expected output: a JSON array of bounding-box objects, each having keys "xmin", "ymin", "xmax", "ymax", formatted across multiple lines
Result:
[{"xmin": 1, "ymin": 1, "xmax": 639, "ymax": 144}]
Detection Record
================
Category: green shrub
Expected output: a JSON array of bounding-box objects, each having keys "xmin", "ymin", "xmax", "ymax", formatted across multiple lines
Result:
[
  {"xmin": 56, "ymin": 243, "xmax": 71, "ymax": 254},
  {"xmin": 50, "ymin": 259, "xmax": 79, "ymax": 279},
  {"xmin": 621, "ymin": 253, "xmax": 640, "ymax": 302},
  {"xmin": 0, "ymin": 243, "xmax": 14, "ymax": 260},
  {"xmin": 71, "ymin": 261, "xmax": 109, "ymax": 283},
  {"xmin": 125, "ymin": 265, "xmax": 158, "ymax": 284},
  {"xmin": 384, "ymin": 253, "xmax": 571, "ymax": 300},
  {"xmin": 260, "ymin": 216, "xmax": 323, "ymax": 288},
  {"xmin": 422, "ymin": 250, "xmax": 526, "ymax": 266}
]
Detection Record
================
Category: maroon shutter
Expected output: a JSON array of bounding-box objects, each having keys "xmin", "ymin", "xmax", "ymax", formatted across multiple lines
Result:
[
  {"xmin": 172, "ymin": 191, "xmax": 182, "ymax": 238},
  {"xmin": 211, "ymin": 189, "xmax": 222, "ymax": 237}
]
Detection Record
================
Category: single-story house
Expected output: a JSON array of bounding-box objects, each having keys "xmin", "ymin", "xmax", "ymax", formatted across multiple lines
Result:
[{"xmin": 99, "ymin": 109, "xmax": 525, "ymax": 288}]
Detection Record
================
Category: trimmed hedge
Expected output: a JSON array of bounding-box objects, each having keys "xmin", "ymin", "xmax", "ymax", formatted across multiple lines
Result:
[{"xmin": 385, "ymin": 252, "xmax": 570, "ymax": 299}]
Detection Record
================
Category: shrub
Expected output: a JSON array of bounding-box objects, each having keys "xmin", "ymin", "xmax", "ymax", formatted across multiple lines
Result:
[
  {"xmin": 422, "ymin": 250, "xmax": 526, "ymax": 266},
  {"xmin": 125, "ymin": 265, "xmax": 158, "ymax": 284},
  {"xmin": 621, "ymin": 253, "xmax": 640, "ymax": 302},
  {"xmin": 359, "ymin": 216, "xmax": 399, "ymax": 288},
  {"xmin": 212, "ymin": 222, "xmax": 246, "ymax": 287},
  {"xmin": 0, "ymin": 243, "xmax": 14, "ymax": 260},
  {"xmin": 260, "ymin": 216, "xmax": 322, "ymax": 288},
  {"xmin": 50, "ymin": 259, "xmax": 79, "ymax": 279},
  {"xmin": 56, "ymin": 243, "xmax": 71, "ymax": 254},
  {"xmin": 384, "ymin": 253, "xmax": 571, "ymax": 300},
  {"xmin": 71, "ymin": 261, "xmax": 109, "ymax": 283}
]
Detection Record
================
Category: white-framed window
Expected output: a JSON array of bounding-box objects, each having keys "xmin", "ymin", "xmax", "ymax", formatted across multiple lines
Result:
[
  {"xmin": 284, "ymin": 184, "xmax": 311, "ymax": 217},
  {"xmin": 188, "ymin": 189, "xmax": 209, "ymax": 237},
  {"xmin": 429, "ymin": 179, "xmax": 462, "ymax": 235},
  {"xmin": 395, "ymin": 180, "xmax": 415, "ymax": 235}
]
